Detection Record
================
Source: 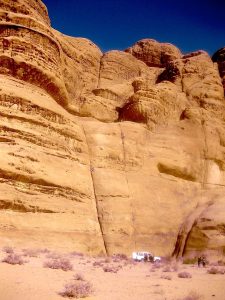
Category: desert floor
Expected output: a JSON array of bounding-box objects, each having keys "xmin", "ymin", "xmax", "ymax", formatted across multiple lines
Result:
[{"xmin": 0, "ymin": 248, "xmax": 224, "ymax": 300}]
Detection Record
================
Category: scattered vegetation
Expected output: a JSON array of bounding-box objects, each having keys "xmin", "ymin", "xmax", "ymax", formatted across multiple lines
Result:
[
  {"xmin": 162, "ymin": 265, "xmax": 172, "ymax": 272},
  {"xmin": 217, "ymin": 259, "xmax": 225, "ymax": 266},
  {"xmin": 178, "ymin": 291, "xmax": 203, "ymax": 300},
  {"xmin": 103, "ymin": 265, "xmax": 121, "ymax": 273},
  {"xmin": 207, "ymin": 267, "xmax": 225, "ymax": 274},
  {"xmin": 2, "ymin": 246, "xmax": 14, "ymax": 254},
  {"xmin": 73, "ymin": 273, "xmax": 85, "ymax": 281},
  {"xmin": 178, "ymin": 271, "xmax": 192, "ymax": 278},
  {"xmin": 112, "ymin": 253, "xmax": 128, "ymax": 261},
  {"xmin": 22, "ymin": 248, "xmax": 40, "ymax": 257},
  {"xmin": 161, "ymin": 274, "xmax": 172, "ymax": 280},
  {"xmin": 92, "ymin": 261, "xmax": 104, "ymax": 268},
  {"xmin": 44, "ymin": 258, "xmax": 73, "ymax": 271},
  {"xmin": 59, "ymin": 281, "xmax": 93, "ymax": 298},
  {"xmin": 70, "ymin": 251, "xmax": 84, "ymax": 257},
  {"xmin": 210, "ymin": 260, "xmax": 225, "ymax": 267},
  {"xmin": 2, "ymin": 253, "xmax": 25, "ymax": 265},
  {"xmin": 103, "ymin": 257, "xmax": 111, "ymax": 263}
]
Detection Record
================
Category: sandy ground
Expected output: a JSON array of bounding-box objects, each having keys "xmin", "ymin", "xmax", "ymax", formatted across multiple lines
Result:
[{"xmin": 0, "ymin": 248, "xmax": 224, "ymax": 300}]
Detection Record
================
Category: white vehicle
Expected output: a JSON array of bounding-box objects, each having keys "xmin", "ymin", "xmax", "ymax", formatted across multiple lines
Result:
[{"xmin": 132, "ymin": 251, "xmax": 161, "ymax": 262}]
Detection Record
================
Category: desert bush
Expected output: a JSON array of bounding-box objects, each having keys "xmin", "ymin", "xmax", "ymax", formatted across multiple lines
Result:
[
  {"xmin": 112, "ymin": 253, "xmax": 128, "ymax": 260},
  {"xmin": 207, "ymin": 267, "xmax": 225, "ymax": 274},
  {"xmin": 179, "ymin": 291, "xmax": 203, "ymax": 300},
  {"xmin": 73, "ymin": 273, "xmax": 85, "ymax": 281},
  {"xmin": 150, "ymin": 263, "xmax": 162, "ymax": 272},
  {"xmin": 103, "ymin": 257, "xmax": 111, "ymax": 263},
  {"xmin": 217, "ymin": 260, "xmax": 225, "ymax": 266},
  {"xmin": 172, "ymin": 262, "xmax": 179, "ymax": 272},
  {"xmin": 92, "ymin": 261, "xmax": 104, "ymax": 267},
  {"xmin": 178, "ymin": 271, "xmax": 192, "ymax": 278},
  {"xmin": 38, "ymin": 248, "xmax": 50, "ymax": 254},
  {"xmin": 153, "ymin": 262, "xmax": 162, "ymax": 268},
  {"xmin": 2, "ymin": 253, "xmax": 25, "ymax": 265},
  {"xmin": 103, "ymin": 265, "xmax": 120, "ymax": 273},
  {"xmin": 44, "ymin": 258, "xmax": 73, "ymax": 271},
  {"xmin": 22, "ymin": 248, "xmax": 40, "ymax": 257},
  {"xmin": 59, "ymin": 281, "xmax": 93, "ymax": 298},
  {"xmin": 123, "ymin": 258, "xmax": 137, "ymax": 266},
  {"xmin": 162, "ymin": 265, "xmax": 172, "ymax": 272},
  {"xmin": 2, "ymin": 246, "xmax": 14, "ymax": 254},
  {"xmin": 183, "ymin": 257, "xmax": 197, "ymax": 265},
  {"xmin": 70, "ymin": 251, "xmax": 84, "ymax": 257},
  {"xmin": 161, "ymin": 274, "xmax": 172, "ymax": 280},
  {"xmin": 162, "ymin": 262, "xmax": 179, "ymax": 272}
]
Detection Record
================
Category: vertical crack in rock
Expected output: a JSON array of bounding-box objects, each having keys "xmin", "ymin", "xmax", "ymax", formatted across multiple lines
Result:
[
  {"xmin": 201, "ymin": 111, "xmax": 209, "ymax": 189},
  {"xmin": 119, "ymin": 123, "xmax": 136, "ymax": 250},
  {"xmin": 81, "ymin": 125, "xmax": 108, "ymax": 255},
  {"xmin": 97, "ymin": 54, "xmax": 104, "ymax": 89}
]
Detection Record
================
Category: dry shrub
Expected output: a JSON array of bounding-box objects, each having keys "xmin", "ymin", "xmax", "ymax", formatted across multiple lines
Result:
[
  {"xmin": 93, "ymin": 261, "xmax": 104, "ymax": 268},
  {"xmin": 217, "ymin": 259, "xmax": 225, "ymax": 266},
  {"xmin": 73, "ymin": 273, "xmax": 85, "ymax": 281},
  {"xmin": 59, "ymin": 281, "xmax": 93, "ymax": 298},
  {"xmin": 178, "ymin": 271, "xmax": 192, "ymax": 278},
  {"xmin": 112, "ymin": 253, "xmax": 128, "ymax": 261},
  {"xmin": 70, "ymin": 251, "xmax": 84, "ymax": 257},
  {"xmin": 150, "ymin": 263, "xmax": 162, "ymax": 272},
  {"xmin": 161, "ymin": 274, "xmax": 172, "ymax": 280},
  {"xmin": 153, "ymin": 262, "xmax": 162, "ymax": 269},
  {"xmin": 2, "ymin": 246, "xmax": 14, "ymax": 254},
  {"xmin": 103, "ymin": 257, "xmax": 111, "ymax": 263},
  {"xmin": 123, "ymin": 258, "xmax": 138, "ymax": 266},
  {"xmin": 44, "ymin": 258, "xmax": 73, "ymax": 271},
  {"xmin": 210, "ymin": 260, "xmax": 225, "ymax": 267},
  {"xmin": 103, "ymin": 265, "xmax": 120, "ymax": 273},
  {"xmin": 38, "ymin": 248, "xmax": 50, "ymax": 254},
  {"xmin": 2, "ymin": 253, "xmax": 25, "ymax": 265},
  {"xmin": 172, "ymin": 262, "xmax": 179, "ymax": 272},
  {"xmin": 163, "ymin": 265, "xmax": 172, "ymax": 272},
  {"xmin": 22, "ymin": 248, "xmax": 40, "ymax": 257},
  {"xmin": 207, "ymin": 267, "xmax": 225, "ymax": 274},
  {"xmin": 179, "ymin": 291, "xmax": 203, "ymax": 300}
]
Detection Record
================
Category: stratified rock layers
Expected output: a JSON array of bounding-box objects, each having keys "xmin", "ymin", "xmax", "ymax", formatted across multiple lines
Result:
[{"xmin": 0, "ymin": 0, "xmax": 224, "ymax": 256}]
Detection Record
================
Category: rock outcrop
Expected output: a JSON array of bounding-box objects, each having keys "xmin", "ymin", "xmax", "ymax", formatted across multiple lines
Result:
[
  {"xmin": 0, "ymin": 0, "xmax": 224, "ymax": 257},
  {"xmin": 212, "ymin": 47, "xmax": 225, "ymax": 93}
]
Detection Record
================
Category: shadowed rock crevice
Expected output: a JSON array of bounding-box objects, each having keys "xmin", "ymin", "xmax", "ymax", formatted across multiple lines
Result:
[
  {"xmin": 81, "ymin": 125, "xmax": 108, "ymax": 255},
  {"xmin": 157, "ymin": 162, "xmax": 197, "ymax": 182}
]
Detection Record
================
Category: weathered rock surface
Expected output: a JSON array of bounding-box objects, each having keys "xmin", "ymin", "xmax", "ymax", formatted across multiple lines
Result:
[
  {"xmin": 212, "ymin": 47, "xmax": 225, "ymax": 93},
  {"xmin": 125, "ymin": 39, "xmax": 182, "ymax": 67},
  {"xmin": 0, "ymin": 0, "xmax": 224, "ymax": 256}
]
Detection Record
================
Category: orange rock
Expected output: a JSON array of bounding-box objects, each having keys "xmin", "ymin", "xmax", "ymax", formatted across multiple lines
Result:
[{"xmin": 0, "ymin": 0, "xmax": 224, "ymax": 257}]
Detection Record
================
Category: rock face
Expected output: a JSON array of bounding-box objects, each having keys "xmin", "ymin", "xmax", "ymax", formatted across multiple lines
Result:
[
  {"xmin": 212, "ymin": 47, "xmax": 225, "ymax": 93},
  {"xmin": 0, "ymin": 0, "xmax": 224, "ymax": 257}
]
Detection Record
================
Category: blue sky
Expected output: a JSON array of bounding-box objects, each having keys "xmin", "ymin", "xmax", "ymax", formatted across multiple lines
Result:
[{"xmin": 43, "ymin": 0, "xmax": 225, "ymax": 55}]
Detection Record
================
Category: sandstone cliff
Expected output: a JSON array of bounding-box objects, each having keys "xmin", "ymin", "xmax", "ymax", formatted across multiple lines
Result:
[{"xmin": 0, "ymin": 0, "xmax": 224, "ymax": 257}]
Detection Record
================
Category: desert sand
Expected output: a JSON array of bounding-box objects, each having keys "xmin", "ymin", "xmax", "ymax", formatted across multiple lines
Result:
[{"xmin": 0, "ymin": 247, "xmax": 225, "ymax": 300}]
